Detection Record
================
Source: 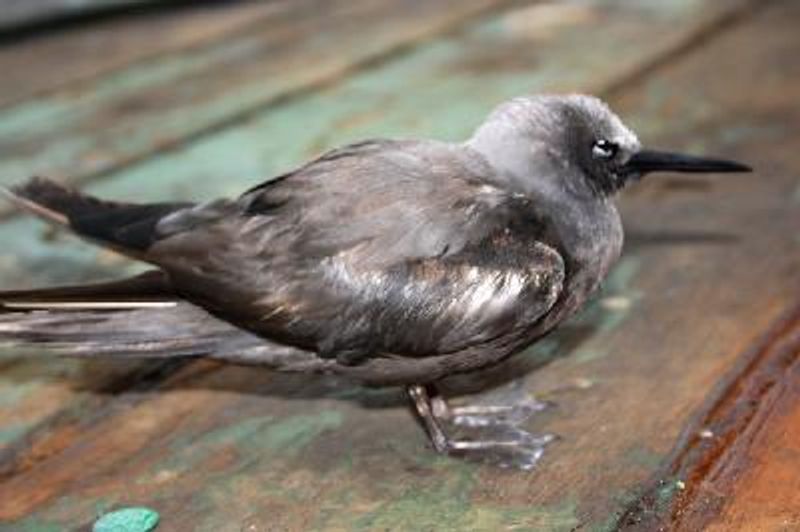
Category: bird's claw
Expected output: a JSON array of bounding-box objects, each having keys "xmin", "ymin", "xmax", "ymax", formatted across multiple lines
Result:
[
  {"xmin": 408, "ymin": 384, "xmax": 555, "ymax": 470},
  {"xmin": 443, "ymin": 429, "xmax": 557, "ymax": 471},
  {"xmin": 437, "ymin": 395, "xmax": 551, "ymax": 428}
]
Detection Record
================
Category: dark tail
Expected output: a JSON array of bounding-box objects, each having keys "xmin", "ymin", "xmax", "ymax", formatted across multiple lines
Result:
[
  {"xmin": 0, "ymin": 271, "xmax": 327, "ymax": 372},
  {"xmin": 0, "ymin": 270, "xmax": 174, "ymax": 310},
  {"xmin": 0, "ymin": 271, "xmax": 251, "ymax": 358},
  {"xmin": 3, "ymin": 177, "xmax": 192, "ymax": 254},
  {"xmin": 0, "ymin": 271, "xmax": 211, "ymax": 358},
  {"xmin": 0, "ymin": 178, "xmax": 328, "ymax": 372}
]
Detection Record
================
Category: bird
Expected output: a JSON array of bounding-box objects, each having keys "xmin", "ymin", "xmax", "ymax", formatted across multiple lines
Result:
[{"xmin": 0, "ymin": 94, "xmax": 749, "ymax": 466}]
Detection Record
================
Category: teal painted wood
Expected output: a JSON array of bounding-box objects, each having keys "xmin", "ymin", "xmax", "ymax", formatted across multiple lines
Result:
[
  {"xmin": 0, "ymin": 0, "xmax": 748, "ymax": 201},
  {"xmin": 0, "ymin": 0, "xmax": 754, "ymax": 461},
  {"xmin": 20, "ymin": 0, "xmax": 757, "ymax": 203},
  {"xmin": 3, "ymin": 1, "xmax": 795, "ymax": 530},
  {"xmin": 0, "ymin": 2, "xmax": 301, "ymax": 109},
  {"xmin": 0, "ymin": 0, "xmax": 511, "ymax": 196}
]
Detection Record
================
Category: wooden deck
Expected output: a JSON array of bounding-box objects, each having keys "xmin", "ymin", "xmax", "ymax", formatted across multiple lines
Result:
[{"xmin": 0, "ymin": 1, "xmax": 798, "ymax": 530}]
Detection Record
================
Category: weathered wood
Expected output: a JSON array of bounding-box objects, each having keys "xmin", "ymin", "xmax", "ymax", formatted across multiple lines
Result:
[
  {"xmin": 0, "ymin": 0, "xmax": 757, "ymax": 470},
  {"xmin": 622, "ymin": 305, "xmax": 800, "ymax": 531},
  {"xmin": 705, "ymin": 352, "xmax": 800, "ymax": 532},
  {"xmin": 0, "ymin": 0, "xmax": 519, "ymax": 460},
  {"xmin": 0, "ymin": 0, "xmax": 519, "ymax": 200},
  {"xmin": 0, "ymin": 1, "xmax": 296, "ymax": 108},
  {"xmin": 3, "ymin": 0, "xmax": 797, "ymax": 530},
  {"xmin": 0, "ymin": 0, "xmax": 755, "ymax": 212}
]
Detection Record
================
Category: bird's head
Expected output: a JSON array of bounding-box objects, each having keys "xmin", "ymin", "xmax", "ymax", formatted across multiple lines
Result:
[{"xmin": 468, "ymin": 94, "xmax": 750, "ymax": 197}]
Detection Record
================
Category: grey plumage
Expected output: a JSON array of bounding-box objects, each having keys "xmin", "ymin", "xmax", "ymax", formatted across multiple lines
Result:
[{"xmin": 0, "ymin": 94, "xmax": 750, "ymax": 461}]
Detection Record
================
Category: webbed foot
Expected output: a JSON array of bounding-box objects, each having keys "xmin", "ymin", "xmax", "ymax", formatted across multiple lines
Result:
[{"xmin": 407, "ymin": 384, "xmax": 555, "ymax": 470}]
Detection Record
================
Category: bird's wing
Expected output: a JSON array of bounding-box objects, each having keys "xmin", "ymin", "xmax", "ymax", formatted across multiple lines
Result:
[{"xmin": 144, "ymin": 140, "xmax": 565, "ymax": 361}]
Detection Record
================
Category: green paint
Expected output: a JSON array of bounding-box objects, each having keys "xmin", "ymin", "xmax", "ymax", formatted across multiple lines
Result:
[
  {"xmin": 571, "ymin": 347, "xmax": 610, "ymax": 364},
  {"xmin": 2, "ymin": 518, "xmax": 63, "ymax": 532},
  {"xmin": 195, "ymin": 410, "xmax": 343, "ymax": 454},
  {"xmin": 259, "ymin": 411, "xmax": 344, "ymax": 451},
  {"xmin": 604, "ymin": 256, "xmax": 641, "ymax": 293},
  {"xmin": 0, "ymin": 380, "xmax": 38, "ymax": 407},
  {"xmin": 0, "ymin": 0, "xmax": 740, "ymax": 193},
  {"xmin": 591, "ymin": 0, "xmax": 704, "ymax": 18},
  {"xmin": 517, "ymin": 336, "xmax": 564, "ymax": 366},
  {"xmin": 160, "ymin": 410, "xmax": 343, "ymax": 473},
  {"xmin": 568, "ymin": 256, "xmax": 642, "ymax": 345},
  {"xmin": 0, "ymin": 423, "xmax": 29, "ymax": 446},
  {"xmin": 0, "ymin": 1, "xmax": 752, "ymax": 529},
  {"xmin": 351, "ymin": 475, "xmax": 579, "ymax": 532},
  {"xmin": 597, "ymin": 257, "xmax": 643, "ymax": 333},
  {"xmin": 625, "ymin": 445, "xmax": 663, "ymax": 469},
  {"xmin": 625, "ymin": 476, "xmax": 684, "ymax": 522},
  {"xmin": 0, "ymin": 2, "xmax": 507, "ymax": 189},
  {"xmin": 92, "ymin": 507, "xmax": 159, "ymax": 532}
]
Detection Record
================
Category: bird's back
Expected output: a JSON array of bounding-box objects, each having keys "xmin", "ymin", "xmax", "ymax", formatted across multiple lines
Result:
[{"xmin": 4, "ymin": 139, "xmax": 569, "ymax": 384}]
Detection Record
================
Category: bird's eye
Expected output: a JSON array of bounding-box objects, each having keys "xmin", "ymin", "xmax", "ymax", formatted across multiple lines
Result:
[{"xmin": 592, "ymin": 139, "xmax": 619, "ymax": 160}]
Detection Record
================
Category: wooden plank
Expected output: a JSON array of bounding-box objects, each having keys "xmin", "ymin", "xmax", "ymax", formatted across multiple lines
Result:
[
  {"xmin": 0, "ymin": 0, "xmax": 532, "ymax": 464},
  {"xmin": 622, "ymin": 306, "xmax": 800, "ymax": 531},
  {"xmin": 705, "ymin": 359, "xmax": 800, "ymax": 531},
  {"xmin": 0, "ymin": 0, "xmax": 756, "ymax": 467},
  {"xmin": 0, "ymin": 1, "xmax": 292, "ymax": 107},
  {"xmin": 0, "ymin": 0, "xmax": 516, "ymax": 462},
  {"xmin": 3, "ymin": 0, "xmax": 793, "ymax": 529},
  {"xmin": 0, "ymin": 0, "xmax": 518, "ymax": 200}
]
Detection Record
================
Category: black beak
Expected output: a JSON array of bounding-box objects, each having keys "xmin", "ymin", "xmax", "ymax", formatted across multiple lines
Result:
[{"xmin": 624, "ymin": 149, "xmax": 751, "ymax": 177}]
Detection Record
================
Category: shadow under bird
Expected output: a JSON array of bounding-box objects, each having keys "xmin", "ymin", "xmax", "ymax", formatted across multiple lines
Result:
[{"xmin": 0, "ymin": 94, "xmax": 750, "ymax": 468}]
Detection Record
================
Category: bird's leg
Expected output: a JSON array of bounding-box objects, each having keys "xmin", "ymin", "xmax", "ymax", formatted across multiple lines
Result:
[
  {"xmin": 406, "ymin": 384, "xmax": 451, "ymax": 453},
  {"xmin": 406, "ymin": 384, "xmax": 555, "ymax": 470}
]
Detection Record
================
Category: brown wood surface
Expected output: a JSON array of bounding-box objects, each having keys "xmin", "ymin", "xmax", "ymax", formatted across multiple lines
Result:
[
  {"xmin": 0, "ymin": 0, "xmax": 516, "ymax": 198},
  {"xmin": 0, "ymin": 0, "xmax": 798, "ymax": 530},
  {"xmin": 707, "ymin": 354, "xmax": 800, "ymax": 532},
  {"xmin": 0, "ymin": 0, "xmax": 527, "ymax": 468},
  {"xmin": 0, "ymin": 0, "xmax": 752, "ymax": 476},
  {"xmin": 0, "ymin": 1, "xmax": 290, "ymax": 107}
]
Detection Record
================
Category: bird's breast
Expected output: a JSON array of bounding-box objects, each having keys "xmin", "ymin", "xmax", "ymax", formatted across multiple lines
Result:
[{"xmin": 540, "ymin": 198, "xmax": 623, "ymax": 330}]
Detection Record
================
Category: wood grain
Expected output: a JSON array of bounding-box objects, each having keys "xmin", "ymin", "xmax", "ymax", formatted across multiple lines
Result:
[
  {"xmin": 0, "ymin": 0, "xmax": 756, "ymax": 471},
  {"xmin": 0, "ymin": 0, "xmax": 517, "ymax": 197},
  {"xmin": 3, "ymin": 0, "xmax": 798, "ymax": 529},
  {"xmin": 0, "ymin": 1, "xmax": 291, "ymax": 107}
]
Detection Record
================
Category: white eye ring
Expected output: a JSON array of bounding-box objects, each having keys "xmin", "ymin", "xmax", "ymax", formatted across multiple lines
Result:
[{"xmin": 592, "ymin": 139, "xmax": 618, "ymax": 160}]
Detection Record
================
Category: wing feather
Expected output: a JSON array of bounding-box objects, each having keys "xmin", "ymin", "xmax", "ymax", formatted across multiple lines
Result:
[{"xmin": 142, "ymin": 139, "xmax": 565, "ymax": 363}]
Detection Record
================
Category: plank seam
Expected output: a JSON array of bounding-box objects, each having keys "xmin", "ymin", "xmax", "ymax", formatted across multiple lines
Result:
[
  {"xmin": 598, "ymin": 0, "xmax": 769, "ymax": 98},
  {"xmin": 0, "ymin": 0, "xmax": 759, "ymax": 223},
  {"xmin": 614, "ymin": 301, "xmax": 800, "ymax": 531},
  {"xmin": 0, "ymin": 0, "xmax": 531, "ymax": 224},
  {"xmin": 0, "ymin": 0, "xmax": 306, "ymax": 110}
]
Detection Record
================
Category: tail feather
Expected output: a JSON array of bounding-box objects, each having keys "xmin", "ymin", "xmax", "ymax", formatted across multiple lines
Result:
[
  {"xmin": 0, "ymin": 270, "xmax": 175, "ymax": 311},
  {"xmin": 0, "ymin": 302, "xmax": 240, "ymax": 358},
  {"xmin": 5, "ymin": 177, "xmax": 191, "ymax": 253},
  {"xmin": 0, "ymin": 271, "xmax": 328, "ymax": 372},
  {"xmin": 0, "ymin": 178, "xmax": 330, "ymax": 373},
  {"xmin": 0, "ymin": 300, "xmax": 328, "ymax": 372},
  {"xmin": 0, "ymin": 270, "xmax": 192, "ymax": 355}
]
